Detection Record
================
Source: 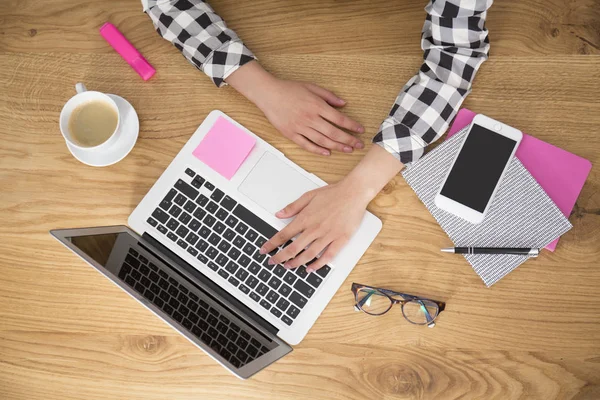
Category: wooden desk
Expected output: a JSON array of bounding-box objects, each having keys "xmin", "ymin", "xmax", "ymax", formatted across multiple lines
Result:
[{"xmin": 1, "ymin": 1, "xmax": 599, "ymax": 399}]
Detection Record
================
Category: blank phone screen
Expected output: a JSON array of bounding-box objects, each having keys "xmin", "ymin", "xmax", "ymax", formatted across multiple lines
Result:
[{"xmin": 440, "ymin": 124, "xmax": 517, "ymax": 213}]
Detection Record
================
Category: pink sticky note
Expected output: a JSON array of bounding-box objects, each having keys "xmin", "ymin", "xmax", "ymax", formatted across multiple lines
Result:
[
  {"xmin": 193, "ymin": 117, "xmax": 256, "ymax": 179},
  {"xmin": 447, "ymin": 109, "xmax": 592, "ymax": 251}
]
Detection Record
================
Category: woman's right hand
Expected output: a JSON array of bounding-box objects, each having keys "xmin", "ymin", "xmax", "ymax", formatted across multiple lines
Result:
[{"xmin": 226, "ymin": 61, "xmax": 365, "ymax": 156}]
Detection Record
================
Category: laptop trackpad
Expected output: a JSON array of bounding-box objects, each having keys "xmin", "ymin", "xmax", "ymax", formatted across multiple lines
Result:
[{"xmin": 238, "ymin": 152, "xmax": 319, "ymax": 215}]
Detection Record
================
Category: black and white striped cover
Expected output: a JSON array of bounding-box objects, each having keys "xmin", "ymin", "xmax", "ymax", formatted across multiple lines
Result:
[{"xmin": 402, "ymin": 126, "xmax": 572, "ymax": 287}]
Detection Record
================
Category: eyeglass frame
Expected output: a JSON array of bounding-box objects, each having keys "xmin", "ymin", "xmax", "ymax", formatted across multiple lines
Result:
[{"xmin": 351, "ymin": 282, "xmax": 446, "ymax": 328}]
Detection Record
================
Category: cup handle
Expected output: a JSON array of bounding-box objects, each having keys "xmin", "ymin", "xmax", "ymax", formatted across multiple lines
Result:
[{"xmin": 75, "ymin": 83, "xmax": 87, "ymax": 94}]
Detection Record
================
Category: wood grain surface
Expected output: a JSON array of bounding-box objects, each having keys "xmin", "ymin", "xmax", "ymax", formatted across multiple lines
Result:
[{"xmin": 1, "ymin": 1, "xmax": 599, "ymax": 399}]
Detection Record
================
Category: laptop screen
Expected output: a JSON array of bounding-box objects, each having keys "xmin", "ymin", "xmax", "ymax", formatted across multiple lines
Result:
[{"xmin": 59, "ymin": 228, "xmax": 290, "ymax": 378}]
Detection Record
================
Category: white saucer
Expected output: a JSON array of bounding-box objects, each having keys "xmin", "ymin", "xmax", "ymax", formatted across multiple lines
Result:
[{"xmin": 66, "ymin": 94, "xmax": 139, "ymax": 167}]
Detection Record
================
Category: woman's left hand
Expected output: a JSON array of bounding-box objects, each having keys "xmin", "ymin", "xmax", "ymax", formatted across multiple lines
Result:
[{"xmin": 259, "ymin": 179, "xmax": 371, "ymax": 272}]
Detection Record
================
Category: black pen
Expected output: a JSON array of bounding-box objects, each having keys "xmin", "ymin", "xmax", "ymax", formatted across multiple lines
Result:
[{"xmin": 441, "ymin": 247, "xmax": 540, "ymax": 257}]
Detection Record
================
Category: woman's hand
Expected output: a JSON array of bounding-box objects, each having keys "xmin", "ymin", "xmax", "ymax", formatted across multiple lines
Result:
[
  {"xmin": 260, "ymin": 145, "xmax": 405, "ymax": 272},
  {"xmin": 226, "ymin": 61, "xmax": 364, "ymax": 156}
]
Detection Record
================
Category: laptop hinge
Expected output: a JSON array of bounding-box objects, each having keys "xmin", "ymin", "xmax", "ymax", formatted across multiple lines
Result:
[{"xmin": 141, "ymin": 232, "xmax": 279, "ymax": 338}]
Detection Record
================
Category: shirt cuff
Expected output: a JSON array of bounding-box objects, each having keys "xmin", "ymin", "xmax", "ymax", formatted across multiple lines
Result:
[
  {"xmin": 372, "ymin": 117, "xmax": 427, "ymax": 164},
  {"xmin": 200, "ymin": 40, "xmax": 257, "ymax": 88}
]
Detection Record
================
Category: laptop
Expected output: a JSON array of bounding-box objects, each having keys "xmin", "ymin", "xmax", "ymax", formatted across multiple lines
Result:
[{"xmin": 51, "ymin": 110, "xmax": 382, "ymax": 379}]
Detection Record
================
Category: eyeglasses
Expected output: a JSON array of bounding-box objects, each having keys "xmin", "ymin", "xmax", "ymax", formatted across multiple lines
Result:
[{"xmin": 351, "ymin": 283, "xmax": 446, "ymax": 328}]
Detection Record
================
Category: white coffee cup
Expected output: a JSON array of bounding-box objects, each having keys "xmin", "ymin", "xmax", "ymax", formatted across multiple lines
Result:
[{"xmin": 59, "ymin": 83, "xmax": 122, "ymax": 152}]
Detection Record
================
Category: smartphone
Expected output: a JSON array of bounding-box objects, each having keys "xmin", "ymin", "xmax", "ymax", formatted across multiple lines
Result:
[{"xmin": 434, "ymin": 114, "xmax": 523, "ymax": 224}]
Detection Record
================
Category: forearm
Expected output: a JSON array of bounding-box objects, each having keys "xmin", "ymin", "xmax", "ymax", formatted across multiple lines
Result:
[
  {"xmin": 342, "ymin": 145, "xmax": 404, "ymax": 204},
  {"xmin": 225, "ymin": 60, "xmax": 276, "ymax": 107}
]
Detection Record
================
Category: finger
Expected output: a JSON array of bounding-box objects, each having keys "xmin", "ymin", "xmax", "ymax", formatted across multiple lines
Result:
[
  {"xmin": 311, "ymin": 118, "xmax": 363, "ymax": 152},
  {"xmin": 260, "ymin": 221, "xmax": 302, "ymax": 255},
  {"xmin": 270, "ymin": 232, "xmax": 317, "ymax": 265},
  {"xmin": 320, "ymin": 106, "xmax": 365, "ymax": 136},
  {"xmin": 307, "ymin": 238, "xmax": 347, "ymax": 272},
  {"xmin": 302, "ymin": 127, "xmax": 349, "ymax": 153},
  {"xmin": 284, "ymin": 237, "xmax": 330, "ymax": 269},
  {"xmin": 290, "ymin": 133, "xmax": 330, "ymax": 156},
  {"xmin": 275, "ymin": 191, "xmax": 315, "ymax": 219},
  {"xmin": 305, "ymin": 83, "xmax": 346, "ymax": 107}
]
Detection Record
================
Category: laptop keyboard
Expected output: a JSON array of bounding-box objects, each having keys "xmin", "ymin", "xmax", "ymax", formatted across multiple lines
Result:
[
  {"xmin": 119, "ymin": 247, "xmax": 272, "ymax": 368},
  {"xmin": 145, "ymin": 167, "xmax": 332, "ymax": 327}
]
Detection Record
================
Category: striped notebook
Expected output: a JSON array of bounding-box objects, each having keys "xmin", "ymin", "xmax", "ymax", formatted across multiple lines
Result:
[{"xmin": 402, "ymin": 126, "xmax": 572, "ymax": 287}]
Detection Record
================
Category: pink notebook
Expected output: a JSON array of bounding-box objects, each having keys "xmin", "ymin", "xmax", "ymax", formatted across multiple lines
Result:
[{"xmin": 447, "ymin": 109, "xmax": 592, "ymax": 251}]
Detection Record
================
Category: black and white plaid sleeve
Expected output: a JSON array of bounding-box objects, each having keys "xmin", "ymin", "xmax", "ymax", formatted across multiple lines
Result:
[
  {"xmin": 373, "ymin": 0, "xmax": 493, "ymax": 164},
  {"xmin": 142, "ymin": 0, "xmax": 256, "ymax": 87}
]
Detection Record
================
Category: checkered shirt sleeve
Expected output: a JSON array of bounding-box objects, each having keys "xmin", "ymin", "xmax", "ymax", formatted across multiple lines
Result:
[
  {"xmin": 373, "ymin": 0, "xmax": 493, "ymax": 164},
  {"xmin": 142, "ymin": 0, "xmax": 256, "ymax": 87}
]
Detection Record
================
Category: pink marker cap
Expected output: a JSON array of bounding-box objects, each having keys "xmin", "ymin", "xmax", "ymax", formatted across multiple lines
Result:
[{"xmin": 100, "ymin": 22, "xmax": 156, "ymax": 81}]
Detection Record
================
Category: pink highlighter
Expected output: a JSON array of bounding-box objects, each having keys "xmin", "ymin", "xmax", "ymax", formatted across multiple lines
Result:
[{"xmin": 99, "ymin": 22, "xmax": 155, "ymax": 81}]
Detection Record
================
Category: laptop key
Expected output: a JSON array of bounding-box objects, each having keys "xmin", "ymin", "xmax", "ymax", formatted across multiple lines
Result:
[
  {"xmin": 193, "ymin": 207, "xmax": 207, "ymax": 221},
  {"xmin": 228, "ymin": 276, "xmax": 240, "ymax": 287},
  {"xmin": 214, "ymin": 221, "xmax": 226, "ymax": 234},
  {"xmin": 166, "ymin": 218, "xmax": 179, "ymax": 231},
  {"xmin": 270, "ymin": 308, "xmax": 282, "ymax": 318},
  {"xmin": 233, "ymin": 236, "xmax": 245, "ymax": 249},
  {"xmin": 187, "ymin": 246, "xmax": 198, "ymax": 257},
  {"xmin": 257, "ymin": 283, "xmax": 269, "ymax": 296},
  {"xmin": 208, "ymin": 233, "xmax": 220, "ymax": 246},
  {"xmin": 192, "ymin": 176, "xmax": 205, "ymax": 188},
  {"xmin": 266, "ymin": 290, "xmax": 279, "ymax": 304},
  {"xmin": 235, "ymin": 269, "xmax": 249, "ymax": 281},
  {"xmin": 167, "ymin": 232, "xmax": 177, "ymax": 242},
  {"xmin": 294, "ymin": 280, "xmax": 315, "ymax": 298},
  {"xmin": 125, "ymin": 276, "xmax": 135, "ymax": 287},
  {"xmin": 179, "ymin": 212, "xmax": 191, "ymax": 225},
  {"xmin": 221, "ymin": 195, "xmax": 236, "ymax": 211},
  {"xmin": 198, "ymin": 254, "xmax": 208, "ymax": 264},
  {"xmin": 147, "ymin": 217, "xmax": 158, "ymax": 227},
  {"xmin": 216, "ymin": 254, "xmax": 228, "ymax": 267},
  {"xmin": 158, "ymin": 278, "xmax": 169, "ymax": 290},
  {"xmin": 198, "ymin": 226, "xmax": 210, "ymax": 239},
  {"xmin": 268, "ymin": 276, "xmax": 282, "ymax": 290},
  {"xmin": 273, "ymin": 265, "xmax": 286, "ymax": 277},
  {"xmin": 196, "ymin": 239, "xmax": 208, "ymax": 252},
  {"xmin": 157, "ymin": 224, "xmax": 168, "ymax": 234},
  {"xmin": 239, "ymin": 284, "xmax": 250, "ymax": 294},
  {"xmin": 203, "ymin": 214, "xmax": 216, "ymax": 227},
  {"xmin": 163, "ymin": 304, "xmax": 174, "ymax": 315},
  {"xmin": 247, "ymin": 262, "xmax": 261, "ymax": 275},
  {"xmin": 245, "ymin": 229, "xmax": 258, "ymax": 242},
  {"xmin": 287, "ymin": 305, "xmax": 300, "ymax": 319},
  {"xmin": 235, "ymin": 222, "xmax": 248, "ymax": 235},
  {"xmin": 186, "ymin": 232, "xmax": 199, "ymax": 246},
  {"xmin": 164, "ymin": 188, "xmax": 177, "ymax": 202},
  {"xmin": 189, "ymin": 218, "xmax": 202, "ymax": 232},
  {"xmin": 295, "ymin": 266, "xmax": 308, "ymax": 279},
  {"xmin": 246, "ymin": 345, "xmax": 258, "ymax": 357},
  {"xmin": 125, "ymin": 254, "xmax": 140, "ymax": 268},
  {"xmin": 176, "ymin": 239, "xmax": 188, "ymax": 250},
  {"xmin": 289, "ymin": 292, "xmax": 307, "ymax": 309},
  {"xmin": 169, "ymin": 205, "xmax": 182, "ymax": 218},
  {"xmin": 246, "ymin": 276, "xmax": 258, "ymax": 289},
  {"xmin": 207, "ymin": 261, "xmax": 219, "ymax": 271},
  {"xmin": 176, "ymin": 225, "xmax": 189, "ymax": 238},
  {"xmin": 211, "ymin": 189, "xmax": 224, "ymax": 202},
  {"xmin": 255, "ymin": 236, "xmax": 267, "ymax": 247},
  {"xmin": 259, "ymin": 299, "xmax": 271, "ymax": 310},
  {"xmin": 184, "ymin": 200, "xmax": 196, "ymax": 213},
  {"xmin": 204, "ymin": 181, "xmax": 215, "ymax": 191},
  {"xmin": 218, "ymin": 269, "xmax": 229, "ymax": 280},
  {"xmin": 283, "ymin": 271, "xmax": 297, "ymax": 285},
  {"xmin": 206, "ymin": 201, "xmax": 219, "ymax": 213},
  {"xmin": 306, "ymin": 272, "xmax": 323, "ymax": 288},
  {"xmin": 224, "ymin": 228, "xmax": 236, "ymax": 241},
  {"xmin": 206, "ymin": 247, "xmax": 218, "ymax": 259},
  {"xmin": 243, "ymin": 243, "xmax": 255, "ymax": 256},
  {"xmin": 175, "ymin": 179, "xmax": 199, "ymax": 200},
  {"xmin": 225, "ymin": 261, "xmax": 238, "ymax": 274},
  {"xmin": 185, "ymin": 168, "xmax": 195, "ymax": 178},
  {"xmin": 154, "ymin": 297, "xmax": 164, "ymax": 308},
  {"xmin": 225, "ymin": 215, "xmax": 239, "ymax": 228},
  {"xmin": 174, "ymin": 193, "xmax": 187, "ymax": 206},
  {"xmin": 249, "ymin": 292, "xmax": 260, "ymax": 302},
  {"xmin": 278, "ymin": 284, "xmax": 292, "ymax": 297},
  {"xmin": 152, "ymin": 208, "xmax": 169, "ymax": 224},
  {"xmin": 276, "ymin": 298, "xmax": 290, "ymax": 312},
  {"xmin": 281, "ymin": 316, "xmax": 293, "ymax": 326},
  {"xmin": 315, "ymin": 265, "xmax": 331, "ymax": 278},
  {"xmin": 228, "ymin": 247, "xmax": 241, "ymax": 260},
  {"xmin": 216, "ymin": 208, "xmax": 228, "ymax": 221},
  {"xmin": 232, "ymin": 204, "xmax": 278, "ymax": 239},
  {"xmin": 258, "ymin": 270, "xmax": 270, "ymax": 282},
  {"xmin": 218, "ymin": 240, "xmax": 231, "ymax": 253},
  {"xmin": 196, "ymin": 194, "xmax": 209, "ymax": 207}
]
